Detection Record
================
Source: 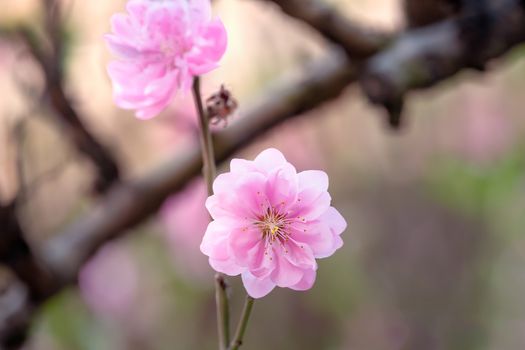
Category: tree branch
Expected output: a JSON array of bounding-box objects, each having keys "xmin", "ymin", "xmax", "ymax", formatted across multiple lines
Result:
[
  {"xmin": 0, "ymin": 274, "xmax": 32, "ymax": 350},
  {"xmin": 0, "ymin": 204, "xmax": 57, "ymax": 301},
  {"xmin": 259, "ymin": 0, "xmax": 391, "ymax": 58},
  {"xmin": 404, "ymin": 0, "xmax": 460, "ymax": 27},
  {"xmin": 361, "ymin": 0, "xmax": 525, "ymax": 126},
  {"xmin": 16, "ymin": 5, "xmax": 120, "ymax": 193},
  {"xmin": 0, "ymin": 202, "xmax": 58, "ymax": 349}
]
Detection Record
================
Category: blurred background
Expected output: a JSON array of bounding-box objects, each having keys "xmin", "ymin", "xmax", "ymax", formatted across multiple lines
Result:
[{"xmin": 2, "ymin": 0, "xmax": 525, "ymax": 349}]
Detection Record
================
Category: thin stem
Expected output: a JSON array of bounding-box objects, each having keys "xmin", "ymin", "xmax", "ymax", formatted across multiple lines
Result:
[
  {"xmin": 229, "ymin": 296, "xmax": 255, "ymax": 350},
  {"xmin": 192, "ymin": 77, "xmax": 230, "ymax": 350},
  {"xmin": 192, "ymin": 76, "xmax": 216, "ymax": 193},
  {"xmin": 215, "ymin": 273, "xmax": 231, "ymax": 349}
]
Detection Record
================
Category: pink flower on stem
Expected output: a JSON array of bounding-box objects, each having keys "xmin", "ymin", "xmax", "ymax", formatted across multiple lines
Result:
[
  {"xmin": 200, "ymin": 148, "xmax": 347, "ymax": 298},
  {"xmin": 105, "ymin": 0, "xmax": 228, "ymax": 119}
]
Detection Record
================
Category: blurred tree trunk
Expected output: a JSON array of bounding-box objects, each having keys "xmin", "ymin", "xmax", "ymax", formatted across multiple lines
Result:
[{"xmin": 404, "ymin": 0, "xmax": 461, "ymax": 27}]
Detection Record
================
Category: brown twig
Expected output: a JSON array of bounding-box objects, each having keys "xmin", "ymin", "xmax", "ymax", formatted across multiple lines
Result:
[
  {"xmin": 0, "ymin": 202, "xmax": 59, "ymax": 349},
  {"xmin": 404, "ymin": 0, "xmax": 461, "ymax": 27},
  {"xmin": 260, "ymin": 0, "xmax": 392, "ymax": 58},
  {"xmin": 0, "ymin": 203, "xmax": 58, "ymax": 302},
  {"xmin": 16, "ymin": 2, "xmax": 120, "ymax": 193},
  {"xmin": 0, "ymin": 274, "xmax": 32, "ymax": 350},
  {"xmin": 361, "ymin": 0, "xmax": 525, "ymax": 127}
]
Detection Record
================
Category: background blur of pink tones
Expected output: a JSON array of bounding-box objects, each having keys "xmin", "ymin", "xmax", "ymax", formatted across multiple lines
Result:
[
  {"xmin": 3, "ymin": 0, "xmax": 525, "ymax": 349},
  {"xmin": 455, "ymin": 87, "xmax": 514, "ymax": 165},
  {"xmin": 79, "ymin": 242, "xmax": 140, "ymax": 321},
  {"xmin": 462, "ymin": 92, "xmax": 514, "ymax": 162},
  {"xmin": 0, "ymin": 40, "xmax": 15, "ymax": 70},
  {"xmin": 147, "ymin": 95, "xmax": 199, "ymax": 153},
  {"xmin": 160, "ymin": 179, "xmax": 211, "ymax": 283}
]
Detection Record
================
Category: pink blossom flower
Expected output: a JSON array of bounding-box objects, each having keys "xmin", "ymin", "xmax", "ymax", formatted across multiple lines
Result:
[
  {"xmin": 200, "ymin": 148, "xmax": 347, "ymax": 298},
  {"xmin": 105, "ymin": 0, "xmax": 228, "ymax": 119}
]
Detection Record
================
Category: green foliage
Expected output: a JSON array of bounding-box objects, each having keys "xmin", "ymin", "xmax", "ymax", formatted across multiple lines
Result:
[
  {"xmin": 39, "ymin": 291, "xmax": 112, "ymax": 350},
  {"xmin": 427, "ymin": 149, "xmax": 525, "ymax": 218}
]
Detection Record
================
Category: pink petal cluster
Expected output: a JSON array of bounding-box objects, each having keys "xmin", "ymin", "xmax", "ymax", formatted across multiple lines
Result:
[
  {"xmin": 105, "ymin": 0, "xmax": 227, "ymax": 119},
  {"xmin": 200, "ymin": 148, "xmax": 347, "ymax": 298}
]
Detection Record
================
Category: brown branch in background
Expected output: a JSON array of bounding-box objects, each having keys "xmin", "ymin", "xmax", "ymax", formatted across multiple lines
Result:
[
  {"xmin": 260, "ymin": 0, "xmax": 391, "ymax": 58},
  {"xmin": 0, "ymin": 88, "xmax": 60, "ymax": 350},
  {"xmin": 17, "ymin": 0, "xmax": 120, "ymax": 193},
  {"xmin": 404, "ymin": 0, "xmax": 461, "ymax": 27},
  {"xmin": 361, "ymin": 0, "xmax": 525, "ymax": 127},
  {"xmin": 0, "ymin": 202, "xmax": 58, "ymax": 349},
  {"xmin": 0, "ymin": 274, "xmax": 31, "ymax": 350},
  {"xmin": 45, "ymin": 82, "xmax": 121, "ymax": 193},
  {"xmin": 0, "ymin": 1, "xmax": 119, "ymax": 345}
]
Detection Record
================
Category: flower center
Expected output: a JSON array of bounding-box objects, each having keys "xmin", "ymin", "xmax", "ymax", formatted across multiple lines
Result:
[
  {"xmin": 268, "ymin": 223, "xmax": 280, "ymax": 235},
  {"xmin": 255, "ymin": 207, "xmax": 290, "ymax": 243}
]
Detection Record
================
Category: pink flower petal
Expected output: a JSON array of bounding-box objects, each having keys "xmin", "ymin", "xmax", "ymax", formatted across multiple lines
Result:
[
  {"xmin": 230, "ymin": 158, "xmax": 257, "ymax": 173},
  {"xmin": 209, "ymin": 257, "xmax": 244, "ymax": 276},
  {"xmin": 290, "ymin": 268, "xmax": 316, "ymax": 291},
  {"xmin": 283, "ymin": 240, "xmax": 316, "ymax": 269},
  {"xmin": 187, "ymin": 19, "xmax": 228, "ymax": 73},
  {"xmin": 264, "ymin": 164, "xmax": 298, "ymax": 207},
  {"xmin": 126, "ymin": 0, "xmax": 148, "ymax": 23},
  {"xmin": 298, "ymin": 170, "xmax": 329, "ymax": 192},
  {"xmin": 241, "ymin": 272, "xmax": 276, "ymax": 298},
  {"xmin": 290, "ymin": 190, "xmax": 331, "ymax": 221},
  {"xmin": 110, "ymin": 14, "xmax": 136, "ymax": 40},
  {"xmin": 290, "ymin": 207, "xmax": 346, "ymax": 258},
  {"xmin": 188, "ymin": 0, "xmax": 212, "ymax": 24},
  {"xmin": 270, "ymin": 246, "xmax": 305, "ymax": 287},
  {"xmin": 105, "ymin": 35, "xmax": 141, "ymax": 59},
  {"xmin": 322, "ymin": 206, "xmax": 348, "ymax": 234},
  {"xmin": 291, "ymin": 225, "xmax": 337, "ymax": 259},
  {"xmin": 229, "ymin": 227, "xmax": 263, "ymax": 266},
  {"xmin": 200, "ymin": 221, "xmax": 230, "ymax": 260},
  {"xmin": 212, "ymin": 172, "xmax": 267, "ymax": 219},
  {"xmin": 253, "ymin": 148, "xmax": 288, "ymax": 173}
]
